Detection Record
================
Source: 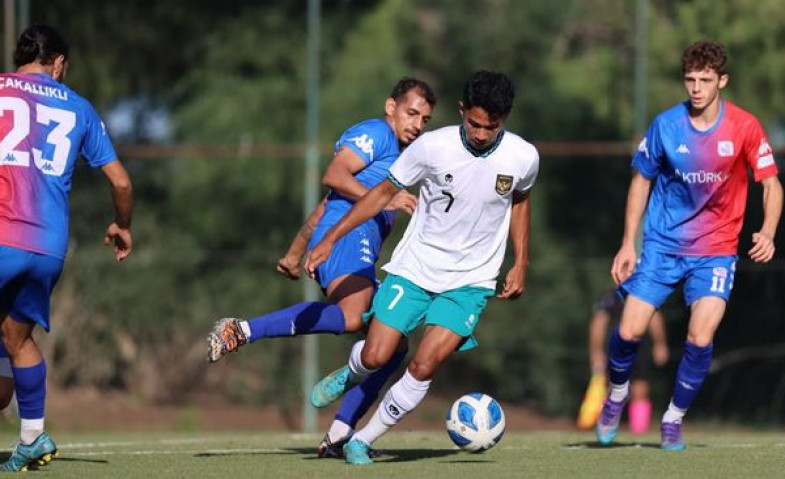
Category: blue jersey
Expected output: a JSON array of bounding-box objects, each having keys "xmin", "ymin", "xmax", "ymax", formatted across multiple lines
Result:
[
  {"xmin": 319, "ymin": 119, "xmax": 399, "ymax": 238},
  {"xmin": 0, "ymin": 73, "xmax": 117, "ymax": 260}
]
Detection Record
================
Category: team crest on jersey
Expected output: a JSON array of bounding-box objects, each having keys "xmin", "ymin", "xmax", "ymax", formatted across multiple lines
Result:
[
  {"xmin": 717, "ymin": 141, "xmax": 734, "ymax": 157},
  {"xmin": 495, "ymin": 174, "xmax": 513, "ymax": 195}
]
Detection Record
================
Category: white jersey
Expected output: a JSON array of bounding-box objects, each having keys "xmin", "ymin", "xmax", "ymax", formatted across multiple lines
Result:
[{"xmin": 383, "ymin": 125, "xmax": 539, "ymax": 293}]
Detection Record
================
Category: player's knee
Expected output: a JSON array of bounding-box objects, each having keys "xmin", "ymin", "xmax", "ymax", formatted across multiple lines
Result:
[
  {"xmin": 686, "ymin": 333, "xmax": 713, "ymax": 348},
  {"xmin": 343, "ymin": 313, "xmax": 364, "ymax": 333},
  {"xmin": 618, "ymin": 325, "xmax": 644, "ymax": 342},
  {"xmin": 360, "ymin": 345, "xmax": 391, "ymax": 370},
  {"xmin": 408, "ymin": 357, "xmax": 438, "ymax": 381}
]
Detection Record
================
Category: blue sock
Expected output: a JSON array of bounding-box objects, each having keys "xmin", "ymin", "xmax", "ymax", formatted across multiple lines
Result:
[
  {"xmin": 607, "ymin": 327, "xmax": 641, "ymax": 386},
  {"xmin": 246, "ymin": 302, "xmax": 345, "ymax": 342},
  {"xmin": 335, "ymin": 349, "xmax": 407, "ymax": 428},
  {"xmin": 672, "ymin": 341, "xmax": 713, "ymax": 410},
  {"xmin": 12, "ymin": 360, "xmax": 46, "ymax": 419}
]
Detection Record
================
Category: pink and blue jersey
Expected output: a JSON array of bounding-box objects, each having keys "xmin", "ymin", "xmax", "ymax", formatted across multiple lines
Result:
[
  {"xmin": 633, "ymin": 100, "xmax": 778, "ymax": 256},
  {"xmin": 0, "ymin": 73, "xmax": 117, "ymax": 260}
]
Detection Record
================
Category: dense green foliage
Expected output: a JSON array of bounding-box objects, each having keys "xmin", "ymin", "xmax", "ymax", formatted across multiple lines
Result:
[{"xmin": 22, "ymin": 0, "xmax": 785, "ymax": 423}]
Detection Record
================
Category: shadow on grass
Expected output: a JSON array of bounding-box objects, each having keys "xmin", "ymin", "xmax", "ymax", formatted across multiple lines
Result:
[
  {"xmin": 564, "ymin": 441, "xmax": 704, "ymax": 450},
  {"xmin": 284, "ymin": 447, "xmax": 466, "ymax": 463}
]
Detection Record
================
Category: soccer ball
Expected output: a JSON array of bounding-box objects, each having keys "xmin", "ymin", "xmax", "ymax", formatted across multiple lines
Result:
[{"xmin": 445, "ymin": 393, "xmax": 506, "ymax": 452}]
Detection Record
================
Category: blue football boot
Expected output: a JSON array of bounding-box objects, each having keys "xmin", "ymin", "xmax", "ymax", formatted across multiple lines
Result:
[
  {"xmin": 0, "ymin": 432, "xmax": 58, "ymax": 472},
  {"xmin": 310, "ymin": 366, "xmax": 357, "ymax": 408},
  {"xmin": 343, "ymin": 439, "xmax": 373, "ymax": 466}
]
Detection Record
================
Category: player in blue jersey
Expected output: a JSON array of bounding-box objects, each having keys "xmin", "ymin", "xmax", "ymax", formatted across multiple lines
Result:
[
  {"xmin": 0, "ymin": 25, "xmax": 134, "ymax": 471},
  {"xmin": 207, "ymin": 78, "xmax": 436, "ymax": 457},
  {"xmin": 596, "ymin": 40, "xmax": 782, "ymax": 451}
]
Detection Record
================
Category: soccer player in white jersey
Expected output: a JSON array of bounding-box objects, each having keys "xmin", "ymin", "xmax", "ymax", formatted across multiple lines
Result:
[{"xmin": 305, "ymin": 71, "xmax": 539, "ymax": 465}]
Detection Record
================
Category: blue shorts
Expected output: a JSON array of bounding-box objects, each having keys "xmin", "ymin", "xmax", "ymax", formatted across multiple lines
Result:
[
  {"xmin": 308, "ymin": 221, "xmax": 383, "ymax": 291},
  {"xmin": 619, "ymin": 250, "xmax": 737, "ymax": 308},
  {"xmin": 0, "ymin": 245, "xmax": 64, "ymax": 332}
]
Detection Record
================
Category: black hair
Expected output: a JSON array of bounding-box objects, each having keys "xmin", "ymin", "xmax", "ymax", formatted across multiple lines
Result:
[
  {"xmin": 461, "ymin": 70, "xmax": 515, "ymax": 118},
  {"xmin": 390, "ymin": 77, "xmax": 437, "ymax": 107},
  {"xmin": 14, "ymin": 25, "xmax": 69, "ymax": 68}
]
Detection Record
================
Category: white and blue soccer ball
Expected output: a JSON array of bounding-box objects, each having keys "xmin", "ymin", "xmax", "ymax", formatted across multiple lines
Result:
[{"xmin": 445, "ymin": 392, "xmax": 506, "ymax": 452}]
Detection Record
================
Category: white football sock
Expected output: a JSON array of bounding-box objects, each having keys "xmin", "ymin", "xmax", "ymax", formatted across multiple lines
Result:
[
  {"xmin": 353, "ymin": 370, "xmax": 431, "ymax": 445},
  {"xmin": 20, "ymin": 418, "xmax": 44, "ymax": 445},
  {"xmin": 348, "ymin": 340, "xmax": 376, "ymax": 382},
  {"xmin": 239, "ymin": 320, "xmax": 252, "ymax": 339},
  {"xmin": 326, "ymin": 420, "xmax": 353, "ymax": 443},
  {"xmin": 662, "ymin": 400, "xmax": 686, "ymax": 424},
  {"xmin": 609, "ymin": 380, "xmax": 629, "ymax": 402}
]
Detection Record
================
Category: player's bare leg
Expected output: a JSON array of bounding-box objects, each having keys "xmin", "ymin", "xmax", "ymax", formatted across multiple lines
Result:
[{"xmin": 345, "ymin": 325, "xmax": 462, "ymax": 465}]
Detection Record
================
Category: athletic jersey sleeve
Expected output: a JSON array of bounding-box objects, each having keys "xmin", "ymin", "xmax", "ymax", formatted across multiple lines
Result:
[
  {"xmin": 631, "ymin": 118, "xmax": 664, "ymax": 179},
  {"xmin": 515, "ymin": 147, "xmax": 540, "ymax": 194},
  {"xmin": 388, "ymin": 135, "xmax": 428, "ymax": 188},
  {"xmin": 81, "ymin": 104, "xmax": 117, "ymax": 168},
  {"xmin": 744, "ymin": 118, "xmax": 779, "ymax": 182},
  {"xmin": 336, "ymin": 121, "xmax": 390, "ymax": 166}
]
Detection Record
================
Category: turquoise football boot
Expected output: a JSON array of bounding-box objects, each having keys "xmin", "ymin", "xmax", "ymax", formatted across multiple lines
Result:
[
  {"xmin": 0, "ymin": 432, "xmax": 58, "ymax": 472},
  {"xmin": 343, "ymin": 439, "xmax": 373, "ymax": 466},
  {"xmin": 310, "ymin": 365, "xmax": 356, "ymax": 408}
]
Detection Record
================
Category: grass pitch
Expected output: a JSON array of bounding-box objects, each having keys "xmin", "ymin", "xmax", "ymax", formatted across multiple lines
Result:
[{"xmin": 2, "ymin": 429, "xmax": 784, "ymax": 478}]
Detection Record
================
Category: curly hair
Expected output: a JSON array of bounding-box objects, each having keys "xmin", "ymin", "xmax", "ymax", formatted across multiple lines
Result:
[
  {"xmin": 681, "ymin": 40, "xmax": 727, "ymax": 76},
  {"xmin": 461, "ymin": 71, "xmax": 515, "ymax": 119}
]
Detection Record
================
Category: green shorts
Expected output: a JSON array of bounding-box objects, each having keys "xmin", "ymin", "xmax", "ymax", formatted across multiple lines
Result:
[{"xmin": 364, "ymin": 274, "xmax": 494, "ymax": 352}]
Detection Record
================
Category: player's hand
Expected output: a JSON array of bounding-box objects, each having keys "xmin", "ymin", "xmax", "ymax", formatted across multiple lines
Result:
[
  {"xmin": 748, "ymin": 231, "xmax": 775, "ymax": 263},
  {"xmin": 276, "ymin": 254, "xmax": 303, "ymax": 280},
  {"xmin": 611, "ymin": 243, "xmax": 637, "ymax": 286},
  {"xmin": 304, "ymin": 240, "xmax": 333, "ymax": 279},
  {"xmin": 383, "ymin": 190, "xmax": 417, "ymax": 215},
  {"xmin": 104, "ymin": 222, "xmax": 132, "ymax": 262},
  {"xmin": 497, "ymin": 266, "xmax": 525, "ymax": 299}
]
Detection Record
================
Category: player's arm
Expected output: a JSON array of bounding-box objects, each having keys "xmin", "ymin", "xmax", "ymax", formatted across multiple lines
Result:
[
  {"xmin": 101, "ymin": 160, "xmax": 134, "ymax": 262},
  {"xmin": 749, "ymin": 176, "xmax": 783, "ymax": 263},
  {"xmin": 277, "ymin": 196, "xmax": 327, "ymax": 280},
  {"xmin": 588, "ymin": 309, "xmax": 610, "ymax": 374},
  {"xmin": 497, "ymin": 191, "xmax": 530, "ymax": 299},
  {"xmin": 305, "ymin": 179, "xmax": 400, "ymax": 275},
  {"xmin": 324, "ymin": 146, "xmax": 417, "ymax": 214},
  {"xmin": 647, "ymin": 310, "xmax": 669, "ymax": 367},
  {"xmin": 611, "ymin": 170, "xmax": 652, "ymax": 285},
  {"xmin": 322, "ymin": 147, "xmax": 371, "ymax": 201}
]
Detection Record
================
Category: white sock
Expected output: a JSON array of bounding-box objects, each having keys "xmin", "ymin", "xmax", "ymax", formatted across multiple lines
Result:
[
  {"xmin": 20, "ymin": 418, "xmax": 44, "ymax": 445},
  {"xmin": 348, "ymin": 340, "xmax": 376, "ymax": 382},
  {"xmin": 609, "ymin": 381, "xmax": 629, "ymax": 402},
  {"xmin": 239, "ymin": 321, "xmax": 252, "ymax": 339},
  {"xmin": 326, "ymin": 420, "xmax": 353, "ymax": 443},
  {"xmin": 353, "ymin": 370, "xmax": 431, "ymax": 445},
  {"xmin": 662, "ymin": 401, "xmax": 686, "ymax": 424}
]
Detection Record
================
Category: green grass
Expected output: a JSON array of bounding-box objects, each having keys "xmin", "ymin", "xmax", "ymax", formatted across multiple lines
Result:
[{"xmin": 2, "ymin": 429, "xmax": 785, "ymax": 478}]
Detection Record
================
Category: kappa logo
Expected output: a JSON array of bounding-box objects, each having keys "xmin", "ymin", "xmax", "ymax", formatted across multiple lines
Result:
[
  {"xmin": 348, "ymin": 134, "xmax": 375, "ymax": 160},
  {"xmin": 676, "ymin": 144, "xmax": 690, "ymax": 154},
  {"xmin": 495, "ymin": 174, "xmax": 513, "ymax": 195},
  {"xmin": 444, "ymin": 173, "xmax": 454, "ymax": 183},
  {"xmin": 717, "ymin": 141, "xmax": 734, "ymax": 157},
  {"xmin": 638, "ymin": 137, "xmax": 649, "ymax": 158},
  {"xmin": 388, "ymin": 404, "xmax": 401, "ymax": 417},
  {"xmin": 758, "ymin": 139, "xmax": 775, "ymax": 169}
]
